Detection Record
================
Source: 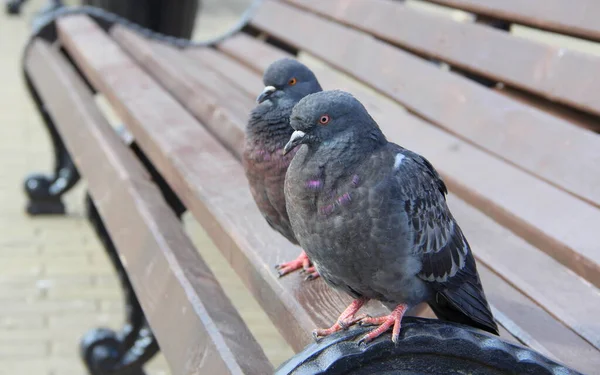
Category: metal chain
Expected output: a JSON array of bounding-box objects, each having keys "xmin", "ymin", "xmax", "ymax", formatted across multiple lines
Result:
[{"xmin": 27, "ymin": 0, "xmax": 264, "ymax": 49}]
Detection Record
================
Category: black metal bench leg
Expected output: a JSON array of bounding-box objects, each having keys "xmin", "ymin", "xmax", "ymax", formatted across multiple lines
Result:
[
  {"xmin": 23, "ymin": 72, "xmax": 80, "ymax": 215},
  {"xmin": 82, "ymin": 194, "xmax": 159, "ymax": 375}
]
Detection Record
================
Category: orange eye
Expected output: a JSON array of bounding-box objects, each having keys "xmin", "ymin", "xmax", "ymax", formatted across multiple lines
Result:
[
  {"xmin": 319, "ymin": 114, "xmax": 330, "ymax": 125},
  {"xmin": 288, "ymin": 77, "xmax": 297, "ymax": 86}
]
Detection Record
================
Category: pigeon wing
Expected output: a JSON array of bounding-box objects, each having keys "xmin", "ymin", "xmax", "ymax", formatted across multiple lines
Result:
[{"xmin": 391, "ymin": 148, "xmax": 498, "ymax": 334}]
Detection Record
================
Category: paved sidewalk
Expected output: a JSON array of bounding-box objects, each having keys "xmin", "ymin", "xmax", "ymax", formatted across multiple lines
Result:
[{"xmin": 0, "ymin": 0, "xmax": 291, "ymax": 374}]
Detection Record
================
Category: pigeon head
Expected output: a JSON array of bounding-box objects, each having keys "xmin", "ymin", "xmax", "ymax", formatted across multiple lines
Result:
[
  {"xmin": 284, "ymin": 90, "xmax": 385, "ymax": 154},
  {"xmin": 257, "ymin": 58, "xmax": 322, "ymax": 104}
]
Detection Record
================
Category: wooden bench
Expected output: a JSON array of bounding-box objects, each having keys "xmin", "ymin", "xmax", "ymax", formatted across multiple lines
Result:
[{"xmin": 21, "ymin": 0, "xmax": 600, "ymax": 374}]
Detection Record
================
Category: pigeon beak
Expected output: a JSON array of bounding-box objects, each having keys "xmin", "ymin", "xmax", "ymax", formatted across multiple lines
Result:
[
  {"xmin": 257, "ymin": 85, "xmax": 277, "ymax": 103},
  {"xmin": 283, "ymin": 130, "xmax": 306, "ymax": 155}
]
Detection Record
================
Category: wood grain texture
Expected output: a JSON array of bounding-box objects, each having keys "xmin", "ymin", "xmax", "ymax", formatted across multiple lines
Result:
[
  {"xmin": 131, "ymin": 33, "xmax": 599, "ymax": 371},
  {"xmin": 24, "ymin": 38, "xmax": 272, "ymax": 375},
  {"xmin": 185, "ymin": 47, "xmax": 264, "ymax": 98},
  {"xmin": 288, "ymin": 0, "xmax": 600, "ymax": 118},
  {"xmin": 426, "ymin": 0, "xmax": 600, "ymax": 42},
  {"xmin": 253, "ymin": 0, "xmax": 600, "ymax": 210},
  {"xmin": 112, "ymin": 26, "xmax": 252, "ymax": 160},
  {"xmin": 218, "ymin": 33, "xmax": 292, "ymax": 74},
  {"xmin": 494, "ymin": 86, "xmax": 600, "ymax": 133}
]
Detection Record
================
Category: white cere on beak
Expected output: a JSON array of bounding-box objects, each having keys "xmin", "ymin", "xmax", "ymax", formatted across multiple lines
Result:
[
  {"xmin": 257, "ymin": 86, "xmax": 277, "ymax": 103},
  {"xmin": 290, "ymin": 130, "xmax": 306, "ymax": 141}
]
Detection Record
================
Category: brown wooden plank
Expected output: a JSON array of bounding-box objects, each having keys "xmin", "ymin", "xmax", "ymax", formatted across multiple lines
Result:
[
  {"xmin": 474, "ymin": 264, "xmax": 599, "ymax": 374},
  {"xmin": 448, "ymin": 195, "xmax": 600, "ymax": 354},
  {"xmin": 218, "ymin": 36, "xmax": 600, "ymax": 357},
  {"xmin": 138, "ymin": 33, "xmax": 599, "ymax": 368},
  {"xmin": 112, "ymin": 27, "xmax": 252, "ymax": 160},
  {"xmin": 221, "ymin": 34, "xmax": 596, "ymax": 135},
  {"xmin": 219, "ymin": 34, "xmax": 600, "ymax": 291},
  {"xmin": 24, "ymin": 38, "xmax": 273, "ymax": 375},
  {"xmin": 252, "ymin": 0, "xmax": 600, "ymax": 210},
  {"xmin": 426, "ymin": 0, "xmax": 600, "ymax": 42},
  {"xmin": 185, "ymin": 47, "xmax": 264, "ymax": 98},
  {"xmin": 218, "ymin": 33, "xmax": 292, "ymax": 74},
  {"xmin": 287, "ymin": 0, "xmax": 600, "ymax": 118},
  {"xmin": 495, "ymin": 86, "xmax": 600, "ymax": 133}
]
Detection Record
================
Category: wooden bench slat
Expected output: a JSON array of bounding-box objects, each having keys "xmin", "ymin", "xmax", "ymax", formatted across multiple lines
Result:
[
  {"xmin": 217, "ymin": 33, "xmax": 596, "ymax": 136},
  {"xmin": 448, "ymin": 195, "xmax": 600, "ymax": 353},
  {"xmin": 219, "ymin": 33, "xmax": 600, "ymax": 304},
  {"xmin": 144, "ymin": 38, "xmax": 600, "ymax": 369},
  {"xmin": 426, "ymin": 0, "xmax": 600, "ymax": 42},
  {"xmin": 474, "ymin": 263, "xmax": 599, "ymax": 373},
  {"xmin": 185, "ymin": 48, "xmax": 264, "ymax": 98},
  {"xmin": 112, "ymin": 28, "xmax": 252, "ymax": 163},
  {"xmin": 56, "ymin": 15, "xmax": 394, "ymax": 352},
  {"xmin": 494, "ymin": 87, "xmax": 600, "ymax": 133},
  {"xmin": 287, "ymin": 0, "xmax": 600, "ymax": 118},
  {"xmin": 218, "ymin": 34, "xmax": 292, "ymax": 75},
  {"xmin": 24, "ymin": 38, "xmax": 273, "ymax": 375},
  {"xmin": 253, "ymin": 0, "xmax": 600, "ymax": 211},
  {"xmin": 112, "ymin": 27, "xmax": 252, "ymax": 160}
]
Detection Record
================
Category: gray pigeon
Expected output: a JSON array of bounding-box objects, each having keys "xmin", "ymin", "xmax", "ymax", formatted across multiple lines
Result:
[
  {"xmin": 283, "ymin": 90, "xmax": 499, "ymax": 343},
  {"xmin": 243, "ymin": 58, "xmax": 323, "ymax": 279}
]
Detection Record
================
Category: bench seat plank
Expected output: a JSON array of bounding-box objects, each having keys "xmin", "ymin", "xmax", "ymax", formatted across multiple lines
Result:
[
  {"xmin": 494, "ymin": 87, "xmax": 600, "ymax": 132},
  {"xmin": 215, "ymin": 33, "xmax": 600, "ymax": 348},
  {"xmin": 112, "ymin": 31, "xmax": 600, "ymax": 372},
  {"xmin": 110, "ymin": 28, "xmax": 252, "ymax": 160},
  {"xmin": 288, "ymin": 0, "xmax": 600, "ymax": 118},
  {"xmin": 24, "ymin": 38, "xmax": 273, "ymax": 375},
  {"xmin": 186, "ymin": 48, "xmax": 264, "ymax": 98},
  {"xmin": 426, "ymin": 0, "xmax": 600, "ymax": 42},
  {"xmin": 253, "ymin": 0, "xmax": 600, "ymax": 211}
]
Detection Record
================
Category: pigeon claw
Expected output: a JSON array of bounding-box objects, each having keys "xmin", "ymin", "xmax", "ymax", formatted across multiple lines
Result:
[
  {"xmin": 312, "ymin": 330, "xmax": 319, "ymax": 341},
  {"xmin": 312, "ymin": 314, "xmax": 365, "ymax": 340},
  {"xmin": 357, "ymin": 304, "xmax": 407, "ymax": 344},
  {"xmin": 275, "ymin": 250, "xmax": 320, "ymax": 279},
  {"xmin": 275, "ymin": 251, "xmax": 308, "ymax": 277},
  {"xmin": 312, "ymin": 323, "xmax": 343, "ymax": 341},
  {"xmin": 312, "ymin": 298, "xmax": 368, "ymax": 341},
  {"xmin": 303, "ymin": 266, "xmax": 320, "ymax": 281}
]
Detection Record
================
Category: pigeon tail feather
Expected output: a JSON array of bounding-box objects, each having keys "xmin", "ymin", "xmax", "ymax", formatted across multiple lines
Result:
[{"xmin": 429, "ymin": 280, "xmax": 499, "ymax": 335}]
